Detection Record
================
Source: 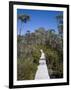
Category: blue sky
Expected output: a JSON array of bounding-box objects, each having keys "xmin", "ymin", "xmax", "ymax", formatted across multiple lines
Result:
[{"xmin": 17, "ymin": 9, "xmax": 63, "ymax": 35}]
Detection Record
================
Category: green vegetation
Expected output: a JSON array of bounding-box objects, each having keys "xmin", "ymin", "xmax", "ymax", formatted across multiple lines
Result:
[
  {"xmin": 17, "ymin": 14, "xmax": 63, "ymax": 80},
  {"xmin": 17, "ymin": 44, "xmax": 41, "ymax": 80}
]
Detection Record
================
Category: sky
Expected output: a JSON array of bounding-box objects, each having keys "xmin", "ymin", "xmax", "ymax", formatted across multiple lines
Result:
[{"xmin": 17, "ymin": 9, "xmax": 63, "ymax": 35}]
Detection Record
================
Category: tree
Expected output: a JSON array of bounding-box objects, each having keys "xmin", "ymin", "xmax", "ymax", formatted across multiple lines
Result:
[
  {"xmin": 17, "ymin": 14, "xmax": 30, "ymax": 35},
  {"xmin": 17, "ymin": 14, "xmax": 30, "ymax": 58},
  {"xmin": 35, "ymin": 27, "xmax": 46, "ymax": 45},
  {"xmin": 25, "ymin": 30, "xmax": 31, "ymax": 44},
  {"xmin": 46, "ymin": 29, "xmax": 55, "ymax": 46},
  {"xmin": 56, "ymin": 14, "xmax": 63, "ymax": 36}
]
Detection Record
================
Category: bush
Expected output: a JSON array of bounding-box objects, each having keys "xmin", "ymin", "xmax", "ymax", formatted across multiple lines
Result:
[
  {"xmin": 17, "ymin": 57, "xmax": 37, "ymax": 80},
  {"xmin": 32, "ymin": 48, "xmax": 40, "ymax": 65},
  {"xmin": 44, "ymin": 47, "xmax": 63, "ymax": 78},
  {"xmin": 17, "ymin": 45, "xmax": 41, "ymax": 80}
]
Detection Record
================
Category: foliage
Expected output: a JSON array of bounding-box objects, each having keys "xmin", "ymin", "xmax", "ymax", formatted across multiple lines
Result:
[
  {"xmin": 44, "ymin": 47, "xmax": 63, "ymax": 78},
  {"xmin": 17, "ymin": 14, "xmax": 63, "ymax": 80},
  {"xmin": 17, "ymin": 14, "xmax": 30, "ymax": 35},
  {"xmin": 17, "ymin": 58, "xmax": 37, "ymax": 80},
  {"xmin": 17, "ymin": 44, "xmax": 41, "ymax": 80}
]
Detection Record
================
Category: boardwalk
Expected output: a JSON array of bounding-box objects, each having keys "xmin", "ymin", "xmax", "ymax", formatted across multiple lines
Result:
[{"xmin": 35, "ymin": 49, "xmax": 50, "ymax": 80}]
